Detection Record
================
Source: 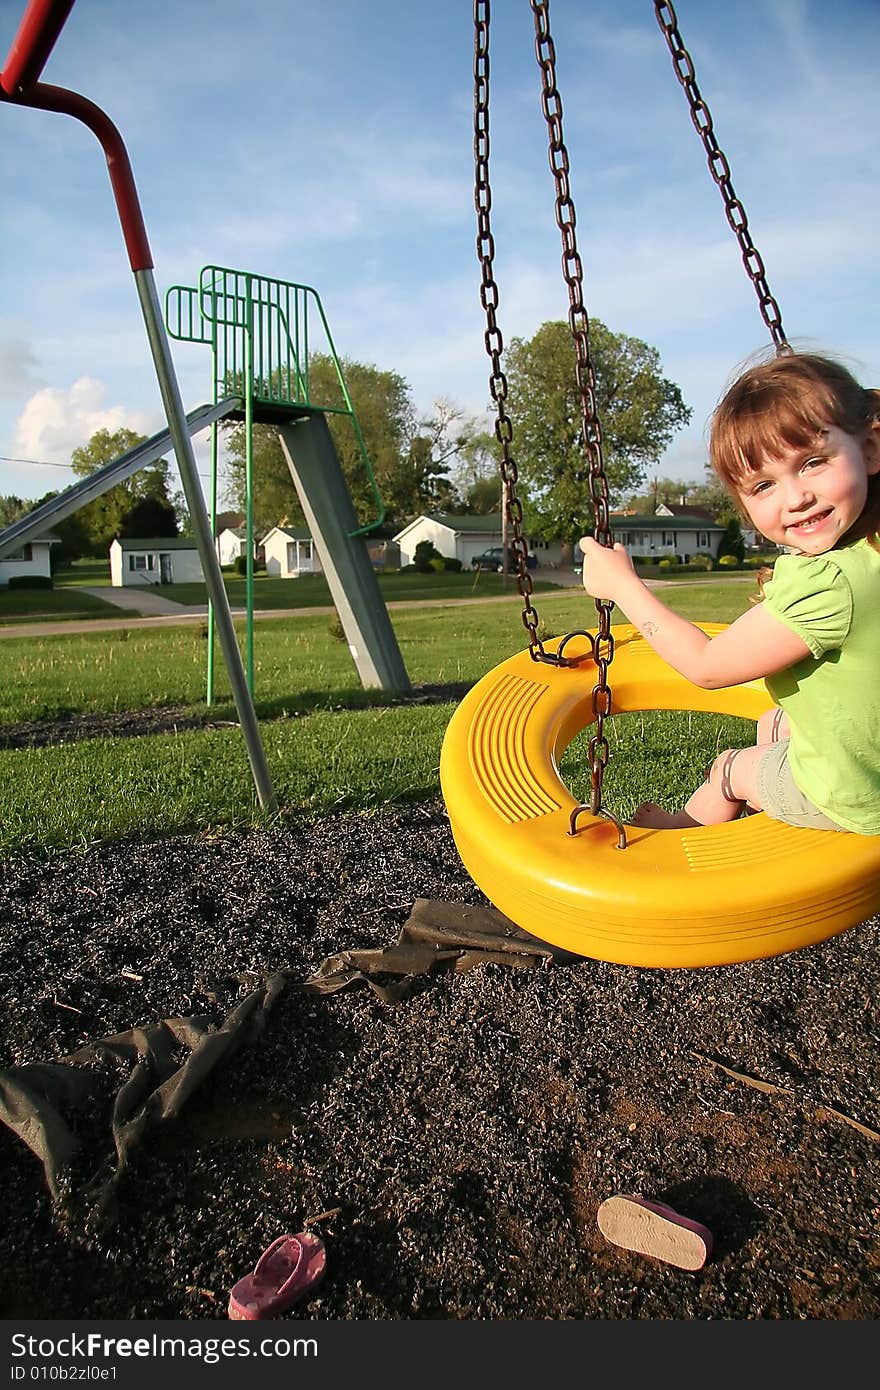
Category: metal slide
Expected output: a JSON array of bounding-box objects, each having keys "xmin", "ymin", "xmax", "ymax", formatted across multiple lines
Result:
[
  {"xmin": 0, "ymin": 396, "xmax": 243, "ymax": 559},
  {"xmin": 278, "ymin": 412, "xmax": 411, "ymax": 692}
]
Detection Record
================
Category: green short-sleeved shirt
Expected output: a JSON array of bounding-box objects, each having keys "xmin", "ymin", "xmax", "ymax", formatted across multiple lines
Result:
[{"xmin": 762, "ymin": 537, "xmax": 880, "ymax": 834}]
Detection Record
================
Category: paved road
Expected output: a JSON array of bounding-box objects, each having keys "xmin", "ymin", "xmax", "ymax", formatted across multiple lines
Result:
[
  {"xmin": 0, "ymin": 582, "xmax": 584, "ymax": 640},
  {"xmin": 80, "ymin": 585, "xmax": 198, "ymax": 616},
  {"xmin": 0, "ymin": 570, "xmax": 749, "ymax": 641}
]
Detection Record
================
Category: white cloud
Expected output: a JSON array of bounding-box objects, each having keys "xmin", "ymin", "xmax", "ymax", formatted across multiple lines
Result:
[{"xmin": 13, "ymin": 377, "xmax": 158, "ymax": 463}]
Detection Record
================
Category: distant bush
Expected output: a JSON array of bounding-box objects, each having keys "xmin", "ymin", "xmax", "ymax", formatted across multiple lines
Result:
[
  {"xmin": 688, "ymin": 553, "xmax": 714, "ymax": 571},
  {"xmin": 717, "ymin": 554, "xmax": 741, "ymax": 568},
  {"xmin": 636, "ymin": 562, "xmax": 697, "ymax": 576},
  {"xmin": 7, "ymin": 575, "xmax": 53, "ymax": 590},
  {"xmin": 442, "ymin": 556, "xmax": 463, "ymax": 572},
  {"xmin": 413, "ymin": 539, "xmax": 442, "ymax": 572},
  {"xmin": 718, "ymin": 518, "xmax": 746, "ymax": 563},
  {"xmin": 233, "ymin": 555, "xmax": 265, "ymax": 575},
  {"xmin": 744, "ymin": 554, "xmax": 778, "ymax": 569},
  {"xmin": 428, "ymin": 556, "xmax": 445, "ymax": 573}
]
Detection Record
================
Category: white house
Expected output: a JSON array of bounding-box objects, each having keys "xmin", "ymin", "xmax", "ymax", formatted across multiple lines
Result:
[
  {"xmin": 110, "ymin": 536, "xmax": 204, "ymax": 587},
  {"xmin": 393, "ymin": 513, "xmax": 562, "ymax": 569},
  {"xmin": 610, "ymin": 514, "xmax": 726, "ymax": 563},
  {"xmin": 0, "ymin": 533, "xmax": 59, "ymax": 587},
  {"xmin": 261, "ymin": 526, "xmax": 321, "ymax": 579},
  {"xmin": 216, "ymin": 524, "xmax": 265, "ymax": 567},
  {"xmin": 653, "ymin": 501, "xmax": 777, "ymax": 555},
  {"xmin": 216, "ymin": 525, "xmax": 247, "ymax": 566}
]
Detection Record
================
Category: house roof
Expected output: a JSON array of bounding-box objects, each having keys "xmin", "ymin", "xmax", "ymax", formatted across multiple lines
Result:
[
  {"xmin": 615, "ymin": 515, "xmax": 724, "ymax": 533},
  {"xmin": 611, "ymin": 515, "xmax": 724, "ymax": 532},
  {"xmin": 213, "ymin": 511, "xmax": 245, "ymax": 536},
  {"xmin": 393, "ymin": 512, "xmax": 501, "ymax": 541},
  {"xmin": 260, "ymin": 525, "xmax": 312, "ymax": 543},
  {"xmin": 656, "ymin": 503, "xmax": 716, "ymax": 521},
  {"xmin": 112, "ymin": 536, "xmax": 198, "ymax": 550},
  {"xmin": 0, "ymin": 531, "xmax": 60, "ymax": 549}
]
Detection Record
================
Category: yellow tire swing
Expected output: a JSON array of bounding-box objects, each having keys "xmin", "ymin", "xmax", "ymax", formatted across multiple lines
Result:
[{"xmin": 440, "ymin": 1, "xmax": 880, "ymax": 969}]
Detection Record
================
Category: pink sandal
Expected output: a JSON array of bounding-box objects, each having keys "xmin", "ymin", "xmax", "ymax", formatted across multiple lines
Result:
[
  {"xmin": 597, "ymin": 1194, "xmax": 712, "ymax": 1271},
  {"xmin": 228, "ymin": 1232, "xmax": 326, "ymax": 1320}
]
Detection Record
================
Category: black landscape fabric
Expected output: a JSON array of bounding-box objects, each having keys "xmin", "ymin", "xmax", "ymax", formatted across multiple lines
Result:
[
  {"xmin": 0, "ymin": 802, "xmax": 878, "ymax": 1319},
  {"xmin": 0, "ymin": 899, "xmax": 552, "ymax": 1220}
]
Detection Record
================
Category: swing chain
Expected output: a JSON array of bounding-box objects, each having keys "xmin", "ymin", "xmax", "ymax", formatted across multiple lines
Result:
[
  {"xmin": 474, "ymin": 0, "xmax": 560, "ymax": 666},
  {"xmin": 654, "ymin": 0, "xmax": 790, "ymax": 356},
  {"xmin": 530, "ymin": 0, "xmax": 619, "ymax": 821}
]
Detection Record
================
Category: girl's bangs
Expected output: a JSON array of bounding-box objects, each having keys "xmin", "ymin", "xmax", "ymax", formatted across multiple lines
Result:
[{"xmin": 712, "ymin": 376, "xmax": 840, "ymax": 486}]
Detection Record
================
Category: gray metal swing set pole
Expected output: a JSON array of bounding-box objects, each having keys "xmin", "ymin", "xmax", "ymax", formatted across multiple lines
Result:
[{"xmin": 0, "ymin": 0, "xmax": 277, "ymax": 813}]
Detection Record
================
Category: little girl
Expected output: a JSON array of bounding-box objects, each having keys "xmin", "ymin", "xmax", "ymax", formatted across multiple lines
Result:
[{"xmin": 579, "ymin": 352, "xmax": 880, "ymax": 834}]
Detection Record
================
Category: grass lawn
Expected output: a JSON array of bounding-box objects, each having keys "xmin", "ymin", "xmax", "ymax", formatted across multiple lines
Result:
[
  {"xmin": 40, "ymin": 559, "xmax": 568, "ymax": 613},
  {"xmin": 0, "ymin": 581, "xmax": 758, "ymax": 724},
  {"xmin": 154, "ymin": 567, "xmax": 565, "ymax": 608},
  {"xmin": 0, "ymin": 579, "xmax": 760, "ymax": 853},
  {"xmin": 0, "ymin": 587, "xmax": 138, "ymax": 625},
  {"xmin": 53, "ymin": 559, "xmax": 113, "ymax": 588}
]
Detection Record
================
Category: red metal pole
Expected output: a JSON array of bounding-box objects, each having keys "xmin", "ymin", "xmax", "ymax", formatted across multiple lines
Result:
[
  {"xmin": 0, "ymin": 81, "xmax": 153, "ymax": 271},
  {"xmin": 0, "ymin": 0, "xmax": 75, "ymax": 96}
]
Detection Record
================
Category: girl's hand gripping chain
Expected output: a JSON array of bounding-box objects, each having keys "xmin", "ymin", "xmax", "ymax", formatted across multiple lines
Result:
[{"xmin": 579, "ymin": 537, "xmax": 637, "ymax": 604}]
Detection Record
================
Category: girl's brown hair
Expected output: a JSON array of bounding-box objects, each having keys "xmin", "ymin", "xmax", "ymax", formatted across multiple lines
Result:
[{"xmin": 710, "ymin": 352, "xmax": 880, "ymax": 544}]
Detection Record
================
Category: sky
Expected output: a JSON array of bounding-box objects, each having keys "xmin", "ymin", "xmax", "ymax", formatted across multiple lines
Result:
[{"xmin": 0, "ymin": 0, "xmax": 878, "ymax": 510}]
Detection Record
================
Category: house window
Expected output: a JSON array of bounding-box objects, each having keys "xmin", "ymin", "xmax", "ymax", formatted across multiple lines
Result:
[
  {"xmin": 286, "ymin": 540, "xmax": 314, "ymax": 570},
  {"xmin": 4, "ymin": 544, "xmax": 32, "ymax": 561},
  {"xmin": 128, "ymin": 554, "xmax": 155, "ymax": 571},
  {"xmin": 662, "ymin": 531, "xmax": 675, "ymax": 547},
  {"xmin": 698, "ymin": 531, "xmax": 709, "ymax": 548}
]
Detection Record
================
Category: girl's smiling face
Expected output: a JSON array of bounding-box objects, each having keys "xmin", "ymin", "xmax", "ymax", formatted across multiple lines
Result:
[{"xmin": 737, "ymin": 423, "xmax": 880, "ymax": 554}]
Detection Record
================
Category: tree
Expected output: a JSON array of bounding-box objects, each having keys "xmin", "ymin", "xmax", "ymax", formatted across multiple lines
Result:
[
  {"xmin": 70, "ymin": 427, "xmax": 175, "ymax": 556},
  {"xmin": 0, "ymin": 495, "xmax": 28, "ymax": 528},
  {"xmin": 718, "ymin": 516, "xmax": 746, "ymax": 562},
  {"xmin": 445, "ymin": 422, "xmax": 502, "ymax": 515},
  {"xmin": 119, "ymin": 494, "xmax": 179, "ymax": 538},
  {"xmin": 222, "ymin": 363, "xmax": 484, "ymax": 531},
  {"xmin": 399, "ymin": 398, "xmax": 481, "ymax": 517},
  {"xmin": 686, "ymin": 470, "xmax": 743, "ymax": 524},
  {"xmin": 624, "ymin": 476, "xmax": 697, "ymax": 513},
  {"xmin": 503, "ymin": 319, "xmax": 691, "ymax": 543},
  {"xmin": 223, "ymin": 355, "xmax": 418, "ymax": 531},
  {"xmin": 0, "ymin": 491, "xmax": 91, "ymax": 565},
  {"xmin": 465, "ymin": 475, "xmax": 502, "ymax": 515},
  {"xmin": 624, "ymin": 468, "xmax": 744, "ymax": 524}
]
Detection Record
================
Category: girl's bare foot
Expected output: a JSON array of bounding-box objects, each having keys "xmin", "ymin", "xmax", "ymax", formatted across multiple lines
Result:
[{"xmin": 629, "ymin": 802, "xmax": 702, "ymax": 829}]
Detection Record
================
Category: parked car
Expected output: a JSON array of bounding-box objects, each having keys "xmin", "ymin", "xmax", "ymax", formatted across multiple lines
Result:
[{"xmin": 471, "ymin": 546, "xmax": 537, "ymax": 572}]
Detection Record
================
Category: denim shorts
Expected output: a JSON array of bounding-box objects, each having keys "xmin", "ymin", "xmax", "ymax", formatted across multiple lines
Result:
[{"xmin": 756, "ymin": 739, "xmax": 846, "ymax": 832}]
